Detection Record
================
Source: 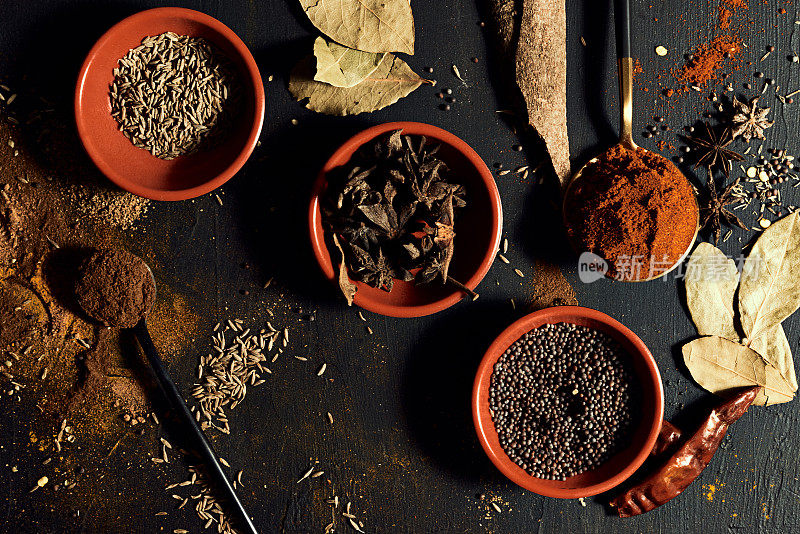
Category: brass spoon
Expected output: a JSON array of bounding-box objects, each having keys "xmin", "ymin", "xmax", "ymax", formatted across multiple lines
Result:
[
  {"xmin": 76, "ymin": 251, "xmax": 259, "ymax": 534},
  {"xmin": 562, "ymin": 0, "xmax": 699, "ymax": 282}
]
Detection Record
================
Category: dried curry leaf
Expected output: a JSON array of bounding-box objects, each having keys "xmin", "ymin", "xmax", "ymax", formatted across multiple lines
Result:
[
  {"xmin": 750, "ymin": 324, "xmax": 797, "ymax": 392},
  {"xmin": 289, "ymin": 54, "xmax": 425, "ymax": 115},
  {"xmin": 685, "ymin": 242, "xmax": 740, "ymax": 341},
  {"xmin": 313, "ymin": 37, "xmax": 386, "ymax": 88},
  {"xmin": 682, "ymin": 335, "xmax": 795, "ymax": 406},
  {"xmin": 738, "ymin": 212, "xmax": 800, "ymax": 341},
  {"xmin": 332, "ymin": 234, "xmax": 357, "ymax": 306},
  {"xmin": 299, "ymin": 0, "xmax": 415, "ymax": 55}
]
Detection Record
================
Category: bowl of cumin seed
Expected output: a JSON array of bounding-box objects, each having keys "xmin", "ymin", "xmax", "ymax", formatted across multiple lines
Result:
[{"xmin": 75, "ymin": 8, "xmax": 265, "ymax": 201}]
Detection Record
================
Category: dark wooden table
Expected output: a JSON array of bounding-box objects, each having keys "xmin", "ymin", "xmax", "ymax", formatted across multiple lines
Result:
[{"xmin": 1, "ymin": 1, "xmax": 799, "ymax": 533}]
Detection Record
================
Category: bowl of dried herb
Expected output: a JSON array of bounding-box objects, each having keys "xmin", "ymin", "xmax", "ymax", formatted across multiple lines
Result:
[
  {"xmin": 310, "ymin": 122, "xmax": 502, "ymax": 317},
  {"xmin": 75, "ymin": 8, "xmax": 265, "ymax": 201}
]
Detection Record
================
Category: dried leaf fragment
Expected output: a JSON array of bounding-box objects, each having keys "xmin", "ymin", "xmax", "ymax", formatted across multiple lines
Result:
[
  {"xmin": 289, "ymin": 54, "xmax": 425, "ymax": 115},
  {"xmin": 738, "ymin": 212, "xmax": 800, "ymax": 341},
  {"xmin": 332, "ymin": 234, "xmax": 357, "ymax": 305},
  {"xmin": 313, "ymin": 37, "xmax": 386, "ymax": 88},
  {"xmin": 750, "ymin": 324, "xmax": 797, "ymax": 391},
  {"xmin": 682, "ymin": 335, "xmax": 795, "ymax": 406},
  {"xmin": 685, "ymin": 242, "xmax": 740, "ymax": 341},
  {"xmin": 299, "ymin": 0, "xmax": 415, "ymax": 55}
]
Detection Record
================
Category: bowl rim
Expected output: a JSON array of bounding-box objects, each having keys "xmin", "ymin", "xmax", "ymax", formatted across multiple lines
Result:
[
  {"xmin": 472, "ymin": 306, "xmax": 664, "ymax": 498},
  {"xmin": 74, "ymin": 7, "xmax": 265, "ymax": 201},
  {"xmin": 309, "ymin": 121, "xmax": 503, "ymax": 318}
]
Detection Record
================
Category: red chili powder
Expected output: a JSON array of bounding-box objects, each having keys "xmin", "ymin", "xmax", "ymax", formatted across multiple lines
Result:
[
  {"xmin": 718, "ymin": 0, "xmax": 748, "ymax": 29},
  {"xmin": 564, "ymin": 145, "xmax": 697, "ymax": 279},
  {"xmin": 676, "ymin": 35, "xmax": 742, "ymax": 88}
]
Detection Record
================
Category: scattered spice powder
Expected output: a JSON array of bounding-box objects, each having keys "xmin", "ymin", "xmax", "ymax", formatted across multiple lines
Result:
[
  {"xmin": 564, "ymin": 145, "xmax": 697, "ymax": 278},
  {"xmin": 676, "ymin": 35, "xmax": 743, "ymax": 89}
]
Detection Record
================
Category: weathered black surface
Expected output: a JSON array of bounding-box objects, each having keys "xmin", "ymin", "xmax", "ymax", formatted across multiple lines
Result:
[{"xmin": 1, "ymin": 1, "xmax": 799, "ymax": 533}]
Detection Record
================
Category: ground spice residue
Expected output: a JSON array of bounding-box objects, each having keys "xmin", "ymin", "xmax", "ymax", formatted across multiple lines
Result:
[
  {"xmin": 564, "ymin": 145, "xmax": 697, "ymax": 278},
  {"xmin": 719, "ymin": 0, "xmax": 748, "ymax": 30},
  {"xmin": 527, "ymin": 259, "xmax": 577, "ymax": 310},
  {"xmin": 0, "ymin": 79, "xmax": 199, "ymax": 440},
  {"xmin": 676, "ymin": 35, "xmax": 743, "ymax": 89}
]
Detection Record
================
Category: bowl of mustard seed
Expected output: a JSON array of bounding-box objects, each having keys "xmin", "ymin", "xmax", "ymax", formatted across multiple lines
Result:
[
  {"xmin": 473, "ymin": 306, "xmax": 664, "ymax": 498},
  {"xmin": 75, "ymin": 8, "xmax": 265, "ymax": 201}
]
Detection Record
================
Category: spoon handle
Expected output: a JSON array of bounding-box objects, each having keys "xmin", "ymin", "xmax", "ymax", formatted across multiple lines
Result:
[
  {"xmin": 614, "ymin": 0, "xmax": 635, "ymax": 147},
  {"xmin": 133, "ymin": 319, "xmax": 259, "ymax": 534},
  {"xmin": 614, "ymin": 0, "xmax": 631, "ymax": 59}
]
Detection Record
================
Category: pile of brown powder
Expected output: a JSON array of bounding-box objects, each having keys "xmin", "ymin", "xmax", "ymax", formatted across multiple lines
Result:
[
  {"xmin": 75, "ymin": 248, "xmax": 155, "ymax": 328},
  {"xmin": 565, "ymin": 145, "xmax": 698, "ymax": 278}
]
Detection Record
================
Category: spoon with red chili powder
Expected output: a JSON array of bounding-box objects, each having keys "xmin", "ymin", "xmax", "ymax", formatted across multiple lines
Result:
[
  {"xmin": 74, "ymin": 248, "xmax": 259, "ymax": 534},
  {"xmin": 562, "ymin": 0, "xmax": 699, "ymax": 282}
]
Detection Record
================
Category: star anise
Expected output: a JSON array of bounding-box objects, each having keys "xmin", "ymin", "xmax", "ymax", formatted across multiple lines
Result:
[
  {"xmin": 699, "ymin": 167, "xmax": 747, "ymax": 243},
  {"xmin": 684, "ymin": 123, "xmax": 743, "ymax": 177},
  {"xmin": 729, "ymin": 96, "xmax": 773, "ymax": 142}
]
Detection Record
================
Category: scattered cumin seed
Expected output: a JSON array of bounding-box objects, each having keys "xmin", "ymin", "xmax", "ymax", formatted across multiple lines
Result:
[{"xmin": 297, "ymin": 466, "xmax": 315, "ymax": 483}]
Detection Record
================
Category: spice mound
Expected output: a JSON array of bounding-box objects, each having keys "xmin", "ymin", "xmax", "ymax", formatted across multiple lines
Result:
[
  {"xmin": 321, "ymin": 130, "xmax": 466, "ymax": 296},
  {"xmin": 564, "ymin": 145, "xmax": 697, "ymax": 280},
  {"xmin": 75, "ymin": 248, "xmax": 155, "ymax": 328},
  {"xmin": 489, "ymin": 323, "xmax": 639, "ymax": 480},
  {"xmin": 110, "ymin": 32, "xmax": 241, "ymax": 160}
]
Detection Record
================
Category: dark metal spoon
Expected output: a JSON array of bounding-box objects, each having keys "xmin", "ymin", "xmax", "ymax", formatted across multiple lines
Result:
[
  {"xmin": 79, "ymin": 257, "xmax": 258, "ymax": 534},
  {"xmin": 561, "ymin": 0, "xmax": 699, "ymax": 282}
]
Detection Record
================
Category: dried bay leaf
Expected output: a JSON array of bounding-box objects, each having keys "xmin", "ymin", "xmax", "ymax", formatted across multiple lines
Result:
[
  {"xmin": 299, "ymin": 0, "xmax": 415, "ymax": 55},
  {"xmin": 313, "ymin": 37, "xmax": 385, "ymax": 88},
  {"xmin": 516, "ymin": 0, "xmax": 570, "ymax": 184},
  {"xmin": 682, "ymin": 335, "xmax": 795, "ymax": 406},
  {"xmin": 289, "ymin": 54, "xmax": 425, "ymax": 115},
  {"xmin": 738, "ymin": 212, "xmax": 800, "ymax": 341},
  {"xmin": 685, "ymin": 242, "xmax": 740, "ymax": 341},
  {"xmin": 750, "ymin": 324, "xmax": 797, "ymax": 391},
  {"xmin": 332, "ymin": 234, "xmax": 357, "ymax": 306}
]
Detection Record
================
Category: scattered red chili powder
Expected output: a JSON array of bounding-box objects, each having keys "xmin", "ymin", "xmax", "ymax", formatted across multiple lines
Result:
[
  {"xmin": 718, "ymin": 0, "xmax": 748, "ymax": 29},
  {"xmin": 564, "ymin": 145, "xmax": 697, "ymax": 279},
  {"xmin": 718, "ymin": 6, "xmax": 733, "ymax": 29},
  {"xmin": 677, "ymin": 35, "xmax": 743, "ymax": 88}
]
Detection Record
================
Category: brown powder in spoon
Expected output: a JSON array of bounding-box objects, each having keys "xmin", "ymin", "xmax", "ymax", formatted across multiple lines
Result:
[{"xmin": 75, "ymin": 248, "xmax": 155, "ymax": 328}]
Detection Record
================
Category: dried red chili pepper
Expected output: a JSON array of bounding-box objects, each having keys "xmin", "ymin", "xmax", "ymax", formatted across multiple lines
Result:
[
  {"xmin": 611, "ymin": 386, "xmax": 760, "ymax": 517},
  {"xmin": 650, "ymin": 420, "xmax": 682, "ymax": 457}
]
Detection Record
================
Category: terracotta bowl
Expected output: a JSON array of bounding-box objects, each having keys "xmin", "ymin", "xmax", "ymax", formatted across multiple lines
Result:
[
  {"xmin": 309, "ymin": 122, "xmax": 502, "ymax": 318},
  {"xmin": 75, "ymin": 8, "xmax": 265, "ymax": 201},
  {"xmin": 472, "ymin": 306, "xmax": 664, "ymax": 498}
]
